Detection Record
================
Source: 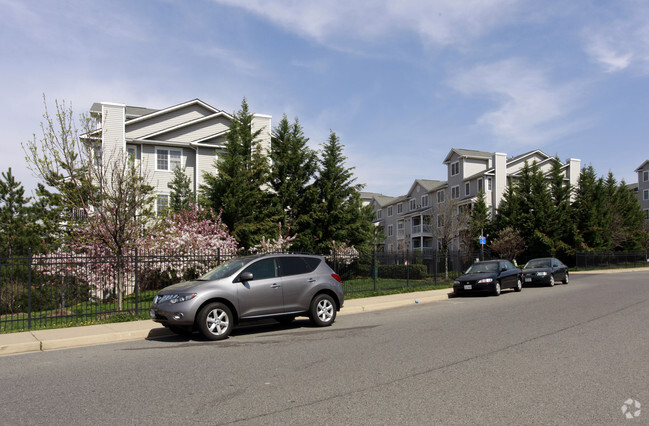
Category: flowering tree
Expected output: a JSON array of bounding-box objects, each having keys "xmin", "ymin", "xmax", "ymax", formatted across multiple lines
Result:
[
  {"xmin": 326, "ymin": 241, "xmax": 359, "ymax": 266},
  {"xmin": 143, "ymin": 206, "xmax": 239, "ymax": 280},
  {"xmin": 249, "ymin": 222, "xmax": 297, "ymax": 253}
]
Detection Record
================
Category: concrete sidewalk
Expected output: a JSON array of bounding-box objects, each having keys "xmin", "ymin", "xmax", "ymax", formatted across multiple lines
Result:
[{"xmin": 0, "ymin": 287, "xmax": 452, "ymax": 356}]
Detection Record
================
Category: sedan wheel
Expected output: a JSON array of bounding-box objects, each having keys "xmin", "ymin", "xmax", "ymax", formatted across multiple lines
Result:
[
  {"xmin": 562, "ymin": 272, "xmax": 569, "ymax": 284},
  {"xmin": 493, "ymin": 281, "xmax": 501, "ymax": 296},
  {"xmin": 514, "ymin": 278, "xmax": 522, "ymax": 292},
  {"xmin": 310, "ymin": 294, "xmax": 336, "ymax": 326},
  {"xmin": 549, "ymin": 274, "xmax": 555, "ymax": 287},
  {"xmin": 197, "ymin": 302, "xmax": 233, "ymax": 341}
]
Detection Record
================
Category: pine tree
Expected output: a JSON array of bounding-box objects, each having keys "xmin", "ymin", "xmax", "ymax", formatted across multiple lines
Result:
[
  {"xmin": 269, "ymin": 115, "xmax": 317, "ymax": 232},
  {"xmin": 305, "ymin": 131, "xmax": 373, "ymax": 252},
  {"xmin": 168, "ymin": 166, "xmax": 194, "ymax": 213},
  {"xmin": 200, "ymin": 98, "xmax": 278, "ymax": 248},
  {"xmin": 547, "ymin": 157, "xmax": 575, "ymax": 256},
  {"xmin": 0, "ymin": 168, "xmax": 40, "ymax": 256},
  {"xmin": 467, "ymin": 190, "xmax": 491, "ymax": 250},
  {"xmin": 572, "ymin": 166, "xmax": 607, "ymax": 250}
]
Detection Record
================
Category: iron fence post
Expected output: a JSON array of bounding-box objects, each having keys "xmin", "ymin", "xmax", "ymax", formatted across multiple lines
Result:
[
  {"xmin": 135, "ymin": 248, "xmax": 139, "ymax": 315},
  {"xmin": 27, "ymin": 248, "xmax": 32, "ymax": 330}
]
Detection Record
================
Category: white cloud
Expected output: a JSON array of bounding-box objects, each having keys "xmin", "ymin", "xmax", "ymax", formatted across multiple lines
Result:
[
  {"xmin": 210, "ymin": 0, "xmax": 523, "ymax": 49},
  {"xmin": 582, "ymin": 2, "xmax": 649, "ymax": 74},
  {"xmin": 449, "ymin": 58, "xmax": 583, "ymax": 145}
]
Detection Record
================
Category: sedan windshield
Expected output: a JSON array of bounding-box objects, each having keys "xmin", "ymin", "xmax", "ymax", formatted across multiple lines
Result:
[
  {"xmin": 197, "ymin": 257, "xmax": 255, "ymax": 281},
  {"xmin": 525, "ymin": 259, "xmax": 551, "ymax": 269},
  {"xmin": 465, "ymin": 262, "xmax": 498, "ymax": 274}
]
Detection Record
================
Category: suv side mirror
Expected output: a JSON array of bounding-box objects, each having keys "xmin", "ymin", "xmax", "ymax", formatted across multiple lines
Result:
[{"xmin": 239, "ymin": 272, "xmax": 254, "ymax": 282}]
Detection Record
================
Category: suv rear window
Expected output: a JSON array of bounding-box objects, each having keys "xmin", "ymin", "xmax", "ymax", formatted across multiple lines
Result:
[
  {"xmin": 278, "ymin": 257, "xmax": 309, "ymax": 276},
  {"xmin": 303, "ymin": 257, "xmax": 321, "ymax": 272}
]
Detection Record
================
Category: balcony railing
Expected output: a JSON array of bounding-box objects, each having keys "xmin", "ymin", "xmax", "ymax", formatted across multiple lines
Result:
[{"xmin": 411, "ymin": 224, "xmax": 434, "ymax": 235}]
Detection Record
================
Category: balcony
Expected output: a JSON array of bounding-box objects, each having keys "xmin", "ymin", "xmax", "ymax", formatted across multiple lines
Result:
[{"xmin": 411, "ymin": 224, "xmax": 433, "ymax": 235}]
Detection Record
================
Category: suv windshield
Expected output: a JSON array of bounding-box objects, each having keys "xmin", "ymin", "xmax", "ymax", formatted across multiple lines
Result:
[{"xmin": 197, "ymin": 257, "xmax": 256, "ymax": 281}]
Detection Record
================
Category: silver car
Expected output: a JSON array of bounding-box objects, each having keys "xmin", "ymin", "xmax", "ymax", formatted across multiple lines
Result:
[{"xmin": 149, "ymin": 254, "xmax": 344, "ymax": 340}]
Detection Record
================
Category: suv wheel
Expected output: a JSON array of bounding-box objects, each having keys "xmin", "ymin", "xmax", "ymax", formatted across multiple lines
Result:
[
  {"xmin": 197, "ymin": 302, "xmax": 233, "ymax": 340},
  {"xmin": 310, "ymin": 294, "xmax": 336, "ymax": 326},
  {"xmin": 562, "ymin": 272, "xmax": 569, "ymax": 284}
]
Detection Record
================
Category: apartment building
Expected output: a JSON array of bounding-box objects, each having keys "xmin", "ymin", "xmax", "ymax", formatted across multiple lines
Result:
[
  {"xmin": 636, "ymin": 160, "xmax": 649, "ymax": 220},
  {"xmin": 87, "ymin": 99, "xmax": 271, "ymax": 213},
  {"xmin": 367, "ymin": 148, "xmax": 581, "ymax": 255}
]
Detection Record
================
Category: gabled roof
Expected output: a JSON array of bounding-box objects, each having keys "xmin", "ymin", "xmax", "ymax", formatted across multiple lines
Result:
[
  {"xmin": 90, "ymin": 103, "xmax": 159, "ymax": 119},
  {"xmin": 635, "ymin": 160, "xmax": 649, "ymax": 172},
  {"xmin": 443, "ymin": 148, "xmax": 492, "ymax": 164},
  {"xmin": 124, "ymin": 99, "xmax": 230, "ymax": 126},
  {"xmin": 406, "ymin": 179, "xmax": 446, "ymax": 197}
]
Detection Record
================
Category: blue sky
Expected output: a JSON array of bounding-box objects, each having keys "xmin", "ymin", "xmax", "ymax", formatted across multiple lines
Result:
[{"xmin": 1, "ymin": 0, "xmax": 648, "ymax": 197}]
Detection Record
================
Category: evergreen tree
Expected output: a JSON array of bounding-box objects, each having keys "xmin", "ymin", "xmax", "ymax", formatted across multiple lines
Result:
[
  {"xmin": 269, "ymin": 115, "xmax": 317, "ymax": 232},
  {"xmin": 0, "ymin": 168, "xmax": 40, "ymax": 256},
  {"xmin": 467, "ymin": 190, "xmax": 491, "ymax": 250},
  {"xmin": 168, "ymin": 166, "xmax": 194, "ymax": 213},
  {"xmin": 200, "ymin": 98, "xmax": 278, "ymax": 248},
  {"xmin": 305, "ymin": 131, "xmax": 374, "ymax": 252},
  {"xmin": 602, "ymin": 173, "xmax": 645, "ymax": 250},
  {"xmin": 547, "ymin": 157, "xmax": 575, "ymax": 256},
  {"xmin": 572, "ymin": 166, "xmax": 607, "ymax": 250}
]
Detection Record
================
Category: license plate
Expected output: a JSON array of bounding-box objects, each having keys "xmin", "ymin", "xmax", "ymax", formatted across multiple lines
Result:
[
  {"xmin": 525, "ymin": 278, "xmax": 532, "ymax": 282},
  {"xmin": 464, "ymin": 285, "xmax": 472, "ymax": 290}
]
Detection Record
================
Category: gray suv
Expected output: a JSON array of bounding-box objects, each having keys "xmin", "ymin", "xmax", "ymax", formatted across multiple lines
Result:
[{"xmin": 150, "ymin": 254, "xmax": 344, "ymax": 340}]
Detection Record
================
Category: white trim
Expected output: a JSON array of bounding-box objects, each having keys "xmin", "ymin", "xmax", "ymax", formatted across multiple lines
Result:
[{"xmin": 155, "ymin": 146, "xmax": 183, "ymax": 171}]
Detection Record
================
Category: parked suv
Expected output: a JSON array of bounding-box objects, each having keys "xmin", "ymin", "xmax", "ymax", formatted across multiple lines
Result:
[{"xmin": 150, "ymin": 254, "xmax": 344, "ymax": 340}]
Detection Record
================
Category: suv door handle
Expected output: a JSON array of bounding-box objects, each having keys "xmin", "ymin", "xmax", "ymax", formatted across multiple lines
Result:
[
  {"xmin": 307, "ymin": 278, "xmax": 316, "ymax": 283},
  {"xmin": 271, "ymin": 283, "xmax": 281, "ymax": 288}
]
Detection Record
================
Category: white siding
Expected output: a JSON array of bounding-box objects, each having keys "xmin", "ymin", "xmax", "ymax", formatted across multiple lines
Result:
[{"xmin": 126, "ymin": 104, "xmax": 215, "ymax": 139}]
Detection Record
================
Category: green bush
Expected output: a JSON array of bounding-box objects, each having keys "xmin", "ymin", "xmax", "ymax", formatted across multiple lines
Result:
[{"xmin": 378, "ymin": 264, "xmax": 427, "ymax": 279}]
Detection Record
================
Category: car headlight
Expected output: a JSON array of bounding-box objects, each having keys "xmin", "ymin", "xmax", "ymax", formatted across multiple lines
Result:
[
  {"xmin": 170, "ymin": 293, "xmax": 197, "ymax": 304},
  {"xmin": 454, "ymin": 280, "xmax": 460, "ymax": 285},
  {"xmin": 477, "ymin": 278, "xmax": 493, "ymax": 283},
  {"xmin": 155, "ymin": 293, "xmax": 197, "ymax": 304}
]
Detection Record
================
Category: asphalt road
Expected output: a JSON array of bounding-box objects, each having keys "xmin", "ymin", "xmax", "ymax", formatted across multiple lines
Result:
[{"xmin": 1, "ymin": 271, "xmax": 648, "ymax": 425}]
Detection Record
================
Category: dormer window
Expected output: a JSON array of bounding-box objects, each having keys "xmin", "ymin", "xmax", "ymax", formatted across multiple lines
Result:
[{"xmin": 451, "ymin": 161, "xmax": 460, "ymax": 176}]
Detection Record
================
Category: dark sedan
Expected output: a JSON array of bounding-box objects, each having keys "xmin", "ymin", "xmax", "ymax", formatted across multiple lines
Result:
[
  {"xmin": 453, "ymin": 259, "xmax": 522, "ymax": 296},
  {"xmin": 522, "ymin": 257, "xmax": 569, "ymax": 287}
]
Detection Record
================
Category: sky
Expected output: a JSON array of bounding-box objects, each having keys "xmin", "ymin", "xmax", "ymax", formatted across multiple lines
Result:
[{"xmin": 1, "ymin": 0, "xmax": 648, "ymax": 198}]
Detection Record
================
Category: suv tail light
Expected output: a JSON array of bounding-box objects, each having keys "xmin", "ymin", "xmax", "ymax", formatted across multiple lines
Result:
[{"xmin": 331, "ymin": 273, "xmax": 342, "ymax": 283}]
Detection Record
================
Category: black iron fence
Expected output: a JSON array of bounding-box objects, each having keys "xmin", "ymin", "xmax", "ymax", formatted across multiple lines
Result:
[
  {"xmin": 1, "ymin": 248, "xmax": 487, "ymax": 332},
  {"xmin": 575, "ymin": 251, "xmax": 649, "ymax": 269}
]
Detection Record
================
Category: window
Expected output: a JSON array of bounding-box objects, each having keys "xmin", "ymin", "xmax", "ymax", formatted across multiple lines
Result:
[
  {"xmin": 278, "ymin": 257, "xmax": 309, "ymax": 276},
  {"xmin": 437, "ymin": 190, "xmax": 445, "ymax": 203},
  {"xmin": 451, "ymin": 186, "xmax": 460, "ymax": 199},
  {"xmin": 397, "ymin": 203, "xmax": 403, "ymax": 214},
  {"xmin": 156, "ymin": 148, "xmax": 182, "ymax": 171},
  {"xmin": 156, "ymin": 194, "xmax": 169, "ymax": 215},
  {"xmin": 478, "ymin": 178, "xmax": 483, "ymax": 193},
  {"xmin": 376, "ymin": 210, "xmax": 382, "ymax": 220},
  {"xmin": 243, "ymin": 258, "xmax": 278, "ymax": 280},
  {"xmin": 465, "ymin": 182, "xmax": 470, "ymax": 196},
  {"xmin": 451, "ymin": 161, "xmax": 459, "ymax": 176},
  {"xmin": 644, "ymin": 171, "xmax": 649, "ymax": 182},
  {"xmin": 421, "ymin": 195, "xmax": 428, "ymax": 207},
  {"xmin": 487, "ymin": 177, "xmax": 492, "ymax": 191},
  {"xmin": 126, "ymin": 145, "xmax": 137, "ymax": 167},
  {"xmin": 387, "ymin": 225, "xmax": 394, "ymax": 237},
  {"xmin": 387, "ymin": 206, "xmax": 393, "ymax": 217},
  {"xmin": 410, "ymin": 199, "xmax": 416, "ymax": 210},
  {"xmin": 437, "ymin": 214, "xmax": 443, "ymax": 227},
  {"xmin": 644, "ymin": 189, "xmax": 649, "ymax": 201},
  {"xmin": 645, "ymin": 209, "xmax": 649, "ymax": 220}
]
